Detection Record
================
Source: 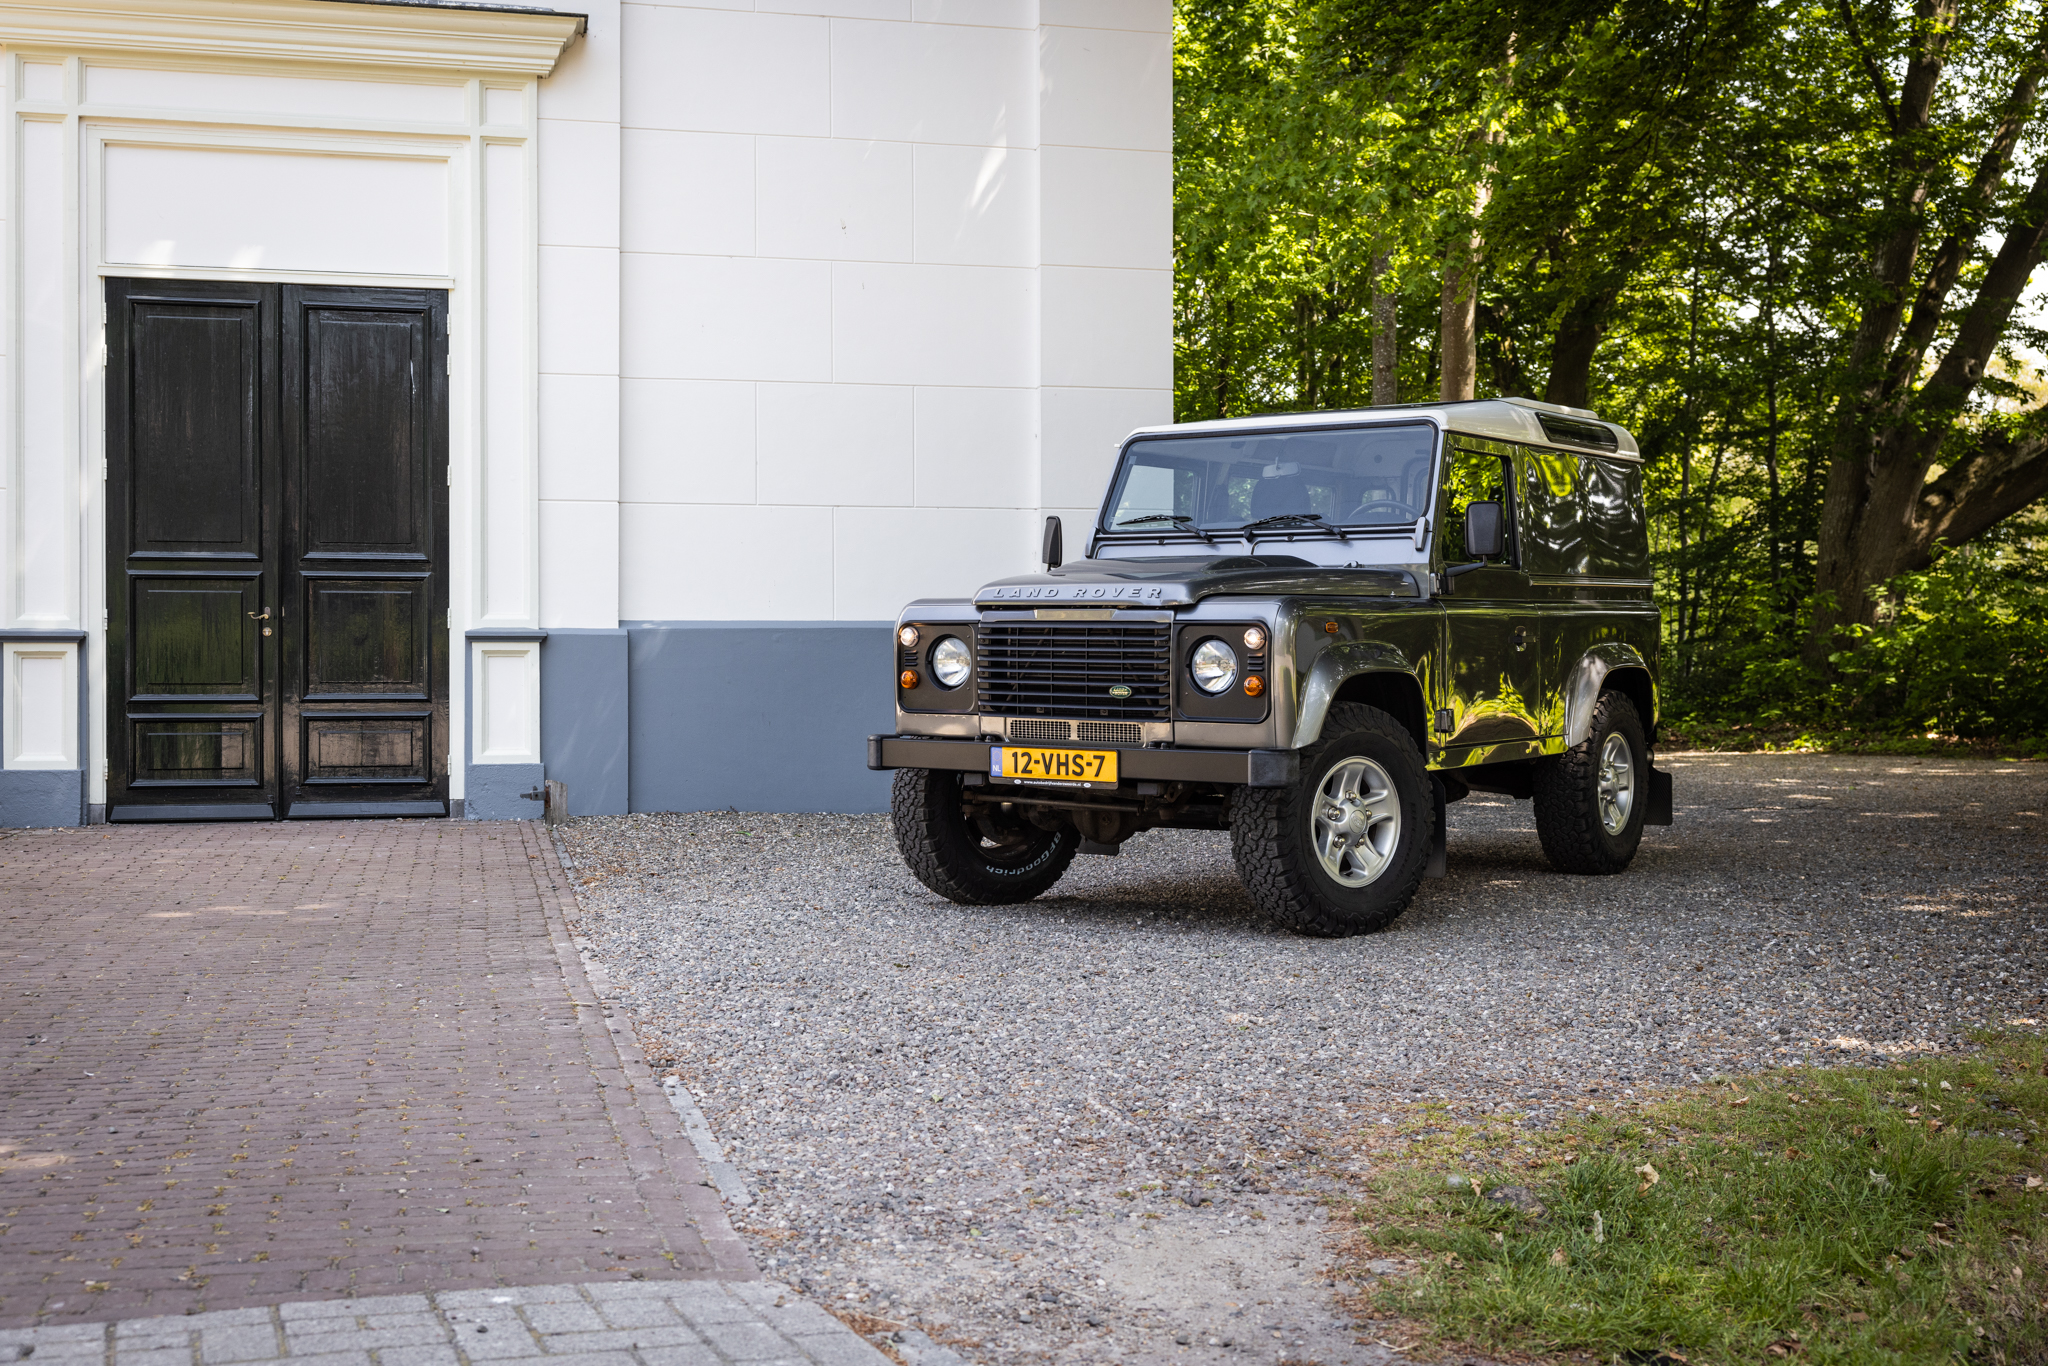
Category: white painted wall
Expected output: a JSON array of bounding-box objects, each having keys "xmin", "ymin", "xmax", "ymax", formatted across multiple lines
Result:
[
  {"xmin": 0, "ymin": 15, "xmax": 573, "ymax": 805},
  {"xmin": 594, "ymin": 0, "xmax": 1174, "ymax": 625},
  {"xmin": 0, "ymin": 0, "xmax": 1172, "ymax": 811}
]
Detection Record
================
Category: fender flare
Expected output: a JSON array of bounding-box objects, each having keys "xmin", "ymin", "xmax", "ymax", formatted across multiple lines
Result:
[
  {"xmin": 1290, "ymin": 642, "xmax": 1416, "ymax": 749},
  {"xmin": 1563, "ymin": 643, "xmax": 1658, "ymax": 749}
]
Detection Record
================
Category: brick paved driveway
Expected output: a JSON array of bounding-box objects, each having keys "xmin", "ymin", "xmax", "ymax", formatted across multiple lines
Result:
[{"xmin": 0, "ymin": 821, "xmax": 752, "ymax": 1329}]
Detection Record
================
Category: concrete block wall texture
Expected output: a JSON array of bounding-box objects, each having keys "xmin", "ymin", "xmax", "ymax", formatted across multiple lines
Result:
[
  {"xmin": 538, "ymin": 0, "xmax": 1174, "ymax": 634},
  {"xmin": 509, "ymin": 1, "xmax": 1174, "ymax": 815}
]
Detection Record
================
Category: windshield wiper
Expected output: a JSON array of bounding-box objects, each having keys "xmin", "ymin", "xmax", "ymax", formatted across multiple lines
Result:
[
  {"xmin": 1235, "ymin": 513, "xmax": 1349, "ymax": 542},
  {"xmin": 1114, "ymin": 513, "xmax": 1215, "ymax": 543}
]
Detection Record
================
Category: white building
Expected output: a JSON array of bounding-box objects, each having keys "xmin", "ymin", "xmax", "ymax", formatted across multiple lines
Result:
[{"xmin": 0, "ymin": 0, "xmax": 1172, "ymax": 826}]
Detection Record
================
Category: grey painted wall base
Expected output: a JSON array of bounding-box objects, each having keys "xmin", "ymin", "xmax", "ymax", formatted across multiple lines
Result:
[
  {"xmin": 0, "ymin": 769, "xmax": 83, "ymax": 827},
  {"xmin": 540, "ymin": 629, "xmax": 630, "ymax": 816},
  {"xmin": 465, "ymin": 763, "xmax": 546, "ymax": 820},
  {"xmin": 625, "ymin": 622, "xmax": 894, "ymax": 814}
]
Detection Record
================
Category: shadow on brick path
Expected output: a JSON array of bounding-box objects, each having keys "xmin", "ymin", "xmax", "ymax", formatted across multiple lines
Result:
[{"xmin": 0, "ymin": 820, "xmax": 753, "ymax": 1329}]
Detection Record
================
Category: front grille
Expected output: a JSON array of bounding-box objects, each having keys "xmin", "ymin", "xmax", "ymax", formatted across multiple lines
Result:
[
  {"xmin": 1076, "ymin": 721, "xmax": 1143, "ymax": 746},
  {"xmin": 977, "ymin": 622, "xmax": 1171, "ymax": 719},
  {"xmin": 1008, "ymin": 719, "xmax": 1073, "ymax": 742}
]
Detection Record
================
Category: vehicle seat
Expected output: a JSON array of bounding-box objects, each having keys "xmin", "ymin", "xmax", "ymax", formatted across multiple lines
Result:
[{"xmin": 1248, "ymin": 473, "xmax": 1311, "ymax": 520}]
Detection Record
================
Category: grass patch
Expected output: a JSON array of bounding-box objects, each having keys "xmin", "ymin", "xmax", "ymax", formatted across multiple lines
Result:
[
  {"xmin": 1339, "ymin": 1033, "xmax": 2048, "ymax": 1363},
  {"xmin": 1661, "ymin": 719, "xmax": 2045, "ymax": 760}
]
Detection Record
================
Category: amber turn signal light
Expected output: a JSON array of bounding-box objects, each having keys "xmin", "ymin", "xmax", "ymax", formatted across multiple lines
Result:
[
  {"xmin": 899, "ymin": 669, "xmax": 919, "ymax": 689},
  {"xmin": 1323, "ymin": 620, "xmax": 1339, "ymax": 634},
  {"xmin": 1243, "ymin": 675, "xmax": 1265, "ymax": 697}
]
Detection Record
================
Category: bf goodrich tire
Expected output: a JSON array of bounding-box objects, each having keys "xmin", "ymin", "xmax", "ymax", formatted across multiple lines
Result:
[
  {"xmin": 1533, "ymin": 689, "xmax": 1650, "ymax": 874},
  {"xmin": 1229, "ymin": 702, "xmax": 1434, "ymax": 937},
  {"xmin": 891, "ymin": 767, "xmax": 1079, "ymax": 905}
]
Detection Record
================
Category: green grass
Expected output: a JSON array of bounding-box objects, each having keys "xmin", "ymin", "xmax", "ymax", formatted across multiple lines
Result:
[
  {"xmin": 1340, "ymin": 1033, "xmax": 2048, "ymax": 1363},
  {"xmin": 1660, "ymin": 719, "xmax": 2046, "ymax": 760}
]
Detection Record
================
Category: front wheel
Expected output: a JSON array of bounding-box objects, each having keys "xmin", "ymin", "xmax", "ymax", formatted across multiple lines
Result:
[
  {"xmin": 892, "ymin": 768, "xmax": 1079, "ymax": 904},
  {"xmin": 1532, "ymin": 690, "xmax": 1649, "ymax": 874},
  {"xmin": 1229, "ymin": 702, "xmax": 1434, "ymax": 937}
]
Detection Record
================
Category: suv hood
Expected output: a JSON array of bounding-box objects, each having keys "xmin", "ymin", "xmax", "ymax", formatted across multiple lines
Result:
[{"xmin": 974, "ymin": 556, "xmax": 1422, "ymax": 609}]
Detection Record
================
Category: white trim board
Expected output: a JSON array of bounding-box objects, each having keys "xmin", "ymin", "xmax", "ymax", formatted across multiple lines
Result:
[{"xmin": 0, "ymin": 0, "xmax": 584, "ymax": 76}]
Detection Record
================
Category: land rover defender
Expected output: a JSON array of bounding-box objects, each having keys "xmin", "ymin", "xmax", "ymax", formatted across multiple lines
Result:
[{"xmin": 868, "ymin": 399, "xmax": 1673, "ymax": 936}]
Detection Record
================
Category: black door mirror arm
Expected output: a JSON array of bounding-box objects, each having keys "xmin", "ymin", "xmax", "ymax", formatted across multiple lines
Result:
[{"xmin": 1437, "ymin": 559, "xmax": 1495, "ymax": 595}]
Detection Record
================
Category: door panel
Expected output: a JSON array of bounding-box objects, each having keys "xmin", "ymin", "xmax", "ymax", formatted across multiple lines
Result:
[
  {"xmin": 129, "ymin": 573, "xmax": 263, "ymax": 701},
  {"xmin": 279, "ymin": 286, "xmax": 448, "ymax": 816},
  {"xmin": 129, "ymin": 308, "xmax": 263, "ymax": 558},
  {"xmin": 107, "ymin": 281, "xmax": 279, "ymax": 819},
  {"xmin": 130, "ymin": 714, "xmax": 264, "ymax": 787},
  {"xmin": 107, "ymin": 279, "xmax": 448, "ymax": 822},
  {"xmin": 302, "ymin": 575, "xmax": 432, "ymax": 699},
  {"xmin": 1435, "ymin": 446, "xmax": 1542, "ymax": 754},
  {"xmin": 301, "ymin": 309, "xmax": 432, "ymax": 557}
]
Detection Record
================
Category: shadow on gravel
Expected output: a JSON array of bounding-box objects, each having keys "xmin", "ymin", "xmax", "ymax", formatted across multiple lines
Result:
[{"xmin": 558, "ymin": 753, "xmax": 2047, "ymax": 1366}]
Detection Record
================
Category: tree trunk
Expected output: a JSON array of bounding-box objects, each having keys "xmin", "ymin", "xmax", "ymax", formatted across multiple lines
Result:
[
  {"xmin": 1371, "ymin": 251, "xmax": 1397, "ymax": 405},
  {"xmin": 1809, "ymin": 152, "xmax": 2048, "ymax": 661},
  {"xmin": 1439, "ymin": 250, "xmax": 1479, "ymax": 402}
]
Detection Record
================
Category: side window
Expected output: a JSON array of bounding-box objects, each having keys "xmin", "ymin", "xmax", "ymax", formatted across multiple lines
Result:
[
  {"xmin": 1521, "ymin": 446, "xmax": 1582, "ymax": 576},
  {"xmin": 1438, "ymin": 448, "xmax": 1512, "ymax": 563},
  {"xmin": 1583, "ymin": 456, "xmax": 1650, "ymax": 578}
]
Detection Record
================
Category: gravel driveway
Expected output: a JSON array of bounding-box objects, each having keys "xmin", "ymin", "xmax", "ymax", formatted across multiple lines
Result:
[{"xmin": 556, "ymin": 753, "xmax": 2046, "ymax": 1365}]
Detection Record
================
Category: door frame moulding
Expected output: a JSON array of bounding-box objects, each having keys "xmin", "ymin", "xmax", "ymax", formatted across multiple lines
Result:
[{"xmin": 0, "ymin": 0, "xmax": 577, "ymax": 813}]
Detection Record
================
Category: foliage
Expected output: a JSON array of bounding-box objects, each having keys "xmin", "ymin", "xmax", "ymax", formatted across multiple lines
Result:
[
  {"xmin": 1337, "ymin": 1033, "xmax": 2048, "ymax": 1362},
  {"xmin": 1173, "ymin": 0, "xmax": 2048, "ymax": 740},
  {"xmin": 1666, "ymin": 522, "xmax": 2048, "ymax": 739}
]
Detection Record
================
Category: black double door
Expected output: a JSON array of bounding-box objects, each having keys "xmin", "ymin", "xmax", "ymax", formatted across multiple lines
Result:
[{"xmin": 106, "ymin": 279, "xmax": 450, "ymax": 821}]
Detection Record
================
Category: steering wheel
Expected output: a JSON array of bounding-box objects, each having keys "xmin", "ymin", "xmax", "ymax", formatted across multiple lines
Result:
[{"xmin": 1347, "ymin": 499, "xmax": 1419, "ymax": 523}]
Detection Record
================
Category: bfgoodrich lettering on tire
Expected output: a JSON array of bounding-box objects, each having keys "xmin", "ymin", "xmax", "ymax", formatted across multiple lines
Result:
[
  {"xmin": 1228, "ymin": 702, "xmax": 1433, "ymax": 937},
  {"xmin": 892, "ymin": 768, "xmax": 1079, "ymax": 905},
  {"xmin": 1533, "ymin": 690, "xmax": 1650, "ymax": 874}
]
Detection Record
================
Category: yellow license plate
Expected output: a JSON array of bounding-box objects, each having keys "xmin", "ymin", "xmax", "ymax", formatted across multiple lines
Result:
[{"xmin": 991, "ymin": 745, "xmax": 1119, "ymax": 787}]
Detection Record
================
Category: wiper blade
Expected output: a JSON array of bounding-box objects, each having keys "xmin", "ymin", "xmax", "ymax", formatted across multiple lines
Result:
[
  {"xmin": 1113, "ymin": 513, "xmax": 1214, "ymax": 543},
  {"xmin": 1236, "ymin": 513, "xmax": 1349, "ymax": 541}
]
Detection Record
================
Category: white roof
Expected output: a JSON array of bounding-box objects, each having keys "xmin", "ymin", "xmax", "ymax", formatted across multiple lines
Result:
[{"xmin": 1124, "ymin": 397, "xmax": 1641, "ymax": 460}]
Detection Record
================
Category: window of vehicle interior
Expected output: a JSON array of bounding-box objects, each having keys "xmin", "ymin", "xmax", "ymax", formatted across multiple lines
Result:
[
  {"xmin": 1439, "ymin": 446, "xmax": 1514, "ymax": 563},
  {"xmin": 1101, "ymin": 423, "xmax": 1438, "ymax": 533}
]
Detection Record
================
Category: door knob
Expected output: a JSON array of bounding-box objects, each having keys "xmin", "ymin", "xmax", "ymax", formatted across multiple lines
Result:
[{"xmin": 1513, "ymin": 625, "xmax": 1529, "ymax": 650}]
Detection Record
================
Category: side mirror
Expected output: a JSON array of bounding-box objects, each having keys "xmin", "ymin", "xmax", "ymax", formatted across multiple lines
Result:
[
  {"xmin": 1042, "ymin": 515, "xmax": 1064, "ymax": 570},
  {"xmin": 1463, "ymin": 500, "xmax": 1504, "ymax": 559}
]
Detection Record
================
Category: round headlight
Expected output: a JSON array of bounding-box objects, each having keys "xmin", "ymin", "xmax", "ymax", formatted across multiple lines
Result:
[
  {"xmin": 1190, "ymin": 638, "xmax": 1239, "ymax": 694},
  {"xmin": 898, "ymin": 624, "xmax": 920, "ymax": 649},
  {"xmin": 930, "ymin": 636, "xmax": 971, "ymax": 689}
]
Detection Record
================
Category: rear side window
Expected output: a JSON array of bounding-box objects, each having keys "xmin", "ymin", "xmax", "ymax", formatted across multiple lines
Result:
[
  {"xmin": 1519, "ymin": 448, "xmax": 1646, "ymax": 578},
  {"xmin": 1583, "ymin": 456, "xmax": 1648, "ymax": 578}
]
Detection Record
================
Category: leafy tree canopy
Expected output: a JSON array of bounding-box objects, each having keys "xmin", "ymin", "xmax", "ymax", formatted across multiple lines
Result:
[{"xmin": 1175, "ymin": 0, "xmax": 2048, "ymax": 738}]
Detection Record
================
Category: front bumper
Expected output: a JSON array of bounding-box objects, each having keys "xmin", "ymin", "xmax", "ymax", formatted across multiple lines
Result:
[{"xmin": 867, "ymin": 735, "xmax": 1299, "ymax": 788}]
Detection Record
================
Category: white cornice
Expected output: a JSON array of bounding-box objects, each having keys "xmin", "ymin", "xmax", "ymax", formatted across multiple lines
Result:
[{"xmin": 0, "ymin": 0, "xmax": 585, "ymax": 76}]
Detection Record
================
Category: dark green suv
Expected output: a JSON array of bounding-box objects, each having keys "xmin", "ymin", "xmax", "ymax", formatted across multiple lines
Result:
[{"xmin": 869, "ymin": 399, "xmax": 1673, "ymax": 936}]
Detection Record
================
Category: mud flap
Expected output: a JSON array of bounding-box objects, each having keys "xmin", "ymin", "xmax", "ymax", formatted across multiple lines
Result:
[
  {"xmin": 1646, "ymin": 766, "xmax": 1674, "ymax": 826},
  {"xmin": 1426, "ymin": 775, "xmax": 1448, "ymax": 878}
]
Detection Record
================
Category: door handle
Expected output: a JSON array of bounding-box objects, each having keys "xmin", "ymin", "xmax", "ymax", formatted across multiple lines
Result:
[
  {"xmin": 247, "ymin": 610, "xmax": 270, "ymax": 620},
  {"xmin": 1513, "ymin": 625, "xmax": 1529, "ymax": 651}
]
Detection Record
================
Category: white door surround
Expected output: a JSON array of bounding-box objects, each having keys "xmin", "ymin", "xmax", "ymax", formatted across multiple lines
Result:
[{"xmin": 0, "ymin": 0, "xmax": 583, "ymax": 811}]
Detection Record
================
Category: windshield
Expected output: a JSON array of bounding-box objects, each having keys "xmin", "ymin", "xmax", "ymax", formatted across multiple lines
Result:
[{"xmin": 1100, "ymin": 422, "xmax": 1438, "ymax": 536}]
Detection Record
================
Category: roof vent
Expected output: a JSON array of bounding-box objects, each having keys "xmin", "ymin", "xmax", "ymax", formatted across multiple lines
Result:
[{"xmin": 1534, "ymin": 412, "xmax": 1619, "ymax": 452}]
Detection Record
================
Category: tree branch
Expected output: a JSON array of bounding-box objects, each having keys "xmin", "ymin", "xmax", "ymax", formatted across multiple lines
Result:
[
  {"xmin": 1900, "ymin": 158, "xmax": 2048, "ymax": 449},
  {"xmin": 1908, "ymin": 421, "xmax": 2048, "ymax": 564},
  {"xmin": 1882, "ymin": 20, "xmax": 2048, "ymax": 401},
  {"xmin": 1836, "ymin": 0, "xmax": 1900, "ymax": 133}
]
